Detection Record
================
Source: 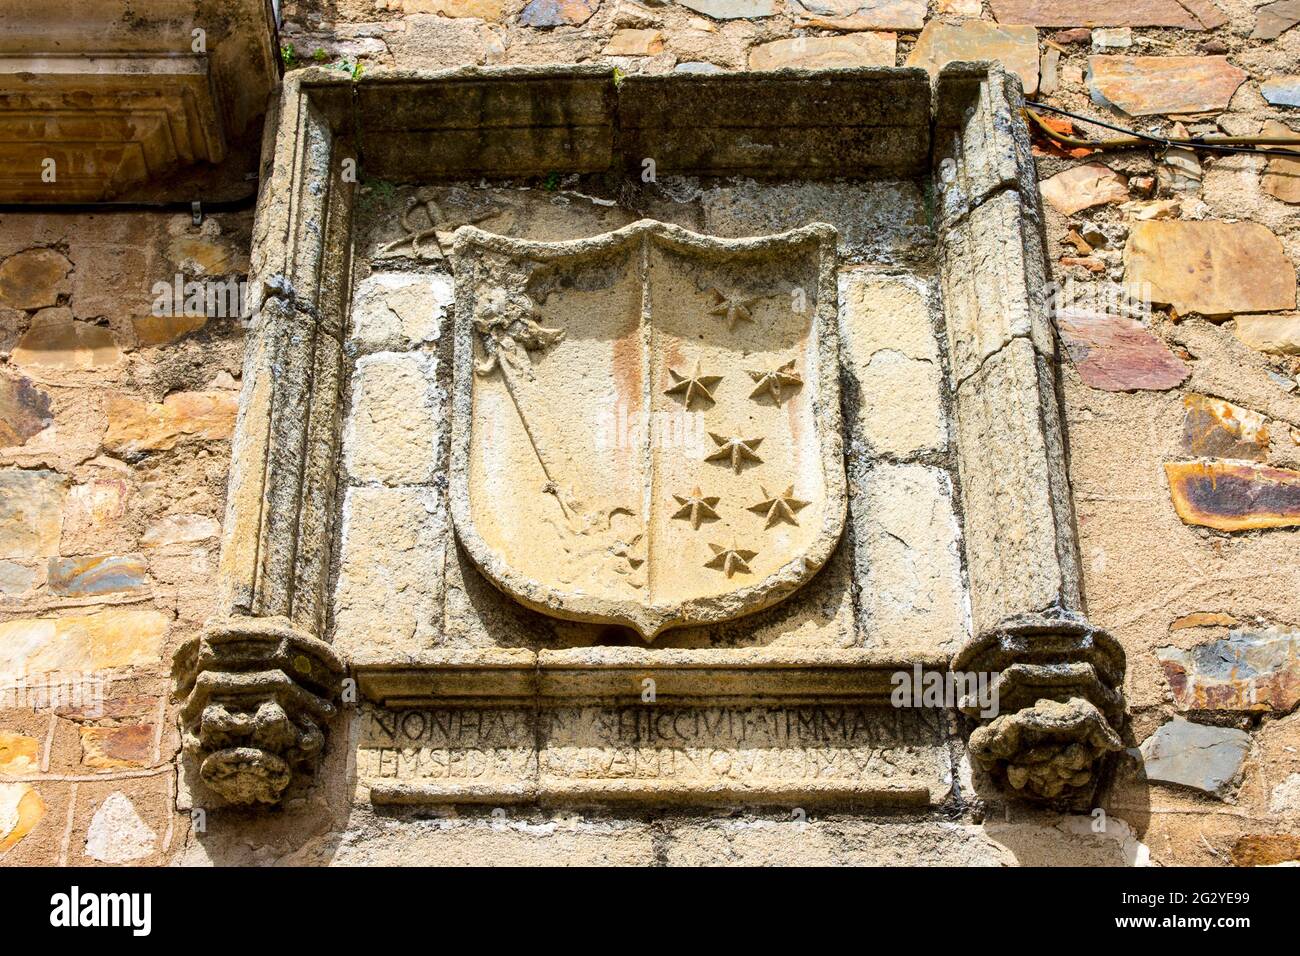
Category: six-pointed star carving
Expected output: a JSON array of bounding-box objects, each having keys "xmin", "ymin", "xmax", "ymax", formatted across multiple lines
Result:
[
  {"xmin": 671, "ymin": 487, "xmax": 721, "ymax": 530},
  {"xmin": 708, "ymin": 288, "xmax": 757, "ymax": 331},
  {"xmin": 749, "ymin": 485, "xmax": 810, "ymax": 528},
  {"xmin": 706, "ymin": 432, "xmax": 764, "ymax": 473},
  {"xmin": 748, "ymin": 359, "xmax": 803, "ymax": 405},
  {"xmin": 664, "ymin": 360, "xmax": 722, "ymax": 409},
  {"xmin": 704, "ymin": 538, "xmax": 757, "ymax": 578}
]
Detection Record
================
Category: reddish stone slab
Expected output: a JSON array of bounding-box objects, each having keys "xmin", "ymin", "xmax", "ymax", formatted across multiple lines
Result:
[
  {"xmin": 79, "ymin": 724, "xmax": 153, "ymax": 769},
  {"xmin": 1166, "ymin": 460, "xmax": 1300, "ymax": 531},
  {"xmin": 1180, "ymin": 394, "xmax": 1270, "ymax": 461},
  {"xmin": 1039, "ymin": 162, "xmax": 1128, "ymax": 215},
  {"xmin": 1160, "ymin": 628, "xmax": 1300, "ymax": 712},
  {"xmin": 1252, "ymin": 0, "xmax": 1300, "ymax": 39},
  {"xmin": 1089, "ymin": 56, "xmax": 1246, "ymax": 116},
  {"xmin": 0, "ymin": 373, "xmax": 52, "ymax": 446},
  {"xmin": 992, "ymin": 0, "xmax": 1226, "ymax": 29},
  {"xmin": 1056, "ymin": 309, "xmax": 1190, "ymax": 391}
]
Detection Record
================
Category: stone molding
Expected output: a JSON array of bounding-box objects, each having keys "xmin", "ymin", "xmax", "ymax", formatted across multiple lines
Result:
[
  {"xmin": 188, "ymin": 62, "xmax": 1123, "ymax": 809},
  {"xmin": 934, "ymin": 63, "xmax": 1126, "ymax": 807},
  {"xmin": 0, "ymin": 0, "xmax": 280, "ymax": 201}
]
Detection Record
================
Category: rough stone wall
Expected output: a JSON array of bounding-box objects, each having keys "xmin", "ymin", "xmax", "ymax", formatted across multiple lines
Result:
[
  {"xmin": 0, "ymin": 210, "xmax": 251, "ymax": 864},
  {"xmin": 3, "ymin": 0, "xmax": 1300, "ymax": 865}
]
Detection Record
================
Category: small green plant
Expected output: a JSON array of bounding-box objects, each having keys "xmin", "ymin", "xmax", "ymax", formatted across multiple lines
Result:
[
  {"xmin": 356, "ymin": 177, "xmax": 398, "ymax": 213},
  {"xmin": 312, "ymin": 48, "xmax": 328, "ymax": 63},
  {"xmin": 613, "ymin": 66, "xmax": 626, "ymax": 89},
  {"xmin": 280, "ymin": 43, "xmax": 299, "ymax": 69},
  {"xmin": 542, "ymin": 171, "xmax": 561, "ymax": 192}
]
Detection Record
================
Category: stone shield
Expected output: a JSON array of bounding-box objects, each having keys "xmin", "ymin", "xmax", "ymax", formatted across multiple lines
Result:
[{"xmin": 450, "ymin": 219, "xmax": 845, "ymax": 640}]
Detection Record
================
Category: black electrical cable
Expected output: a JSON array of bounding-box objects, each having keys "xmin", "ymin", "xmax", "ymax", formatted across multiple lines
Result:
[{"xmin": 1025, "ymin": 100, "xmax": 1300, "ymax": 159}]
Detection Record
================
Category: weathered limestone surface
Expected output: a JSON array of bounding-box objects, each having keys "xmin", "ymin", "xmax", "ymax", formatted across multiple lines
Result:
[
  {"xmin": 333, "ymin": 487, "xmax": 448, "ymax": 659},
  {"xmin": 451, "ymin": 220, "xmax": 845, "ymax": 640},
  {"xmin": 849, "ymin": 464, "xmax": 968, "ymax": 653},
  {"xmin": 343, "ymin": 352, "xmax": 443, "ymax": 486},
  {"xmin": 838, "ymin": 272, "xmax": 945, "ymax": 458}
]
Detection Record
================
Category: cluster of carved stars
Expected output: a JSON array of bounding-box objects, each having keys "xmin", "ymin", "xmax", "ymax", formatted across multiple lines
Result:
[
  {"xmin": 671, "ymin": 484, "xmax": 811, "ymax": 578},
  {"xmin": 663, "ymin": 358, "xmax": 802, "ymax": 414},
  {"xmin": 661, "ymin": 288, "xmax": 810, "ymax": 578}
]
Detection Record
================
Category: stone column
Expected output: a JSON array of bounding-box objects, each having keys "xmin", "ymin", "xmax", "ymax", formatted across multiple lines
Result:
[
  {"xmin": 174, "ymin": 76, "xmax": 351, "ymax": 806},
  {"xmin": 934, "ymin": 64, "xmax": 1125, "ymax": 806}
]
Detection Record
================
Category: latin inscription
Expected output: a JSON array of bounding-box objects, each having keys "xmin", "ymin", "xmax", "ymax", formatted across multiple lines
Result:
[{"xmin": 356, "ymin": 704, "xmax": 949, "ymax": 797}]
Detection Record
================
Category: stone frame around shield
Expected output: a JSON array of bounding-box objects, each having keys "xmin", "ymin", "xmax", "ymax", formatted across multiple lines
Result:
[{"xmin": 177, "ymin": 62, "xmax": 1125, "ymax": 812}]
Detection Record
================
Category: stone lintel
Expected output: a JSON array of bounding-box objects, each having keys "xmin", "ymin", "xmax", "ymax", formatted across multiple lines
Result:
[
  {"xmin": 368, "ymin": 779, "xmax": 935, "ymax": 809},
  {"xmin": 288, "ymin": 65, "xmax": 933, "ymax": 182},
  {"xmin": 617, "ymin": 68, "xmax": 932, "ymax": 176},
  {"xmin": 356, "ymin": 698, "xmax": 951, "ymax": 808},
  {"xmin": 352, "ymin": 648, "xmax": 952, "ymax": 706}
]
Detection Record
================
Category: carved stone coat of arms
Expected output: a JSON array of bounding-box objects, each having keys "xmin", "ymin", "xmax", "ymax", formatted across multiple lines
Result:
[{"xmin": 450, "ymin": 220, "xmax": 846, "ymax": 640}]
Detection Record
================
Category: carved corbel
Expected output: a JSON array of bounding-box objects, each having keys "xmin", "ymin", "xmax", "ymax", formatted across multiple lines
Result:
[
  {"xmin": 952, "ymin": 613, "xmax": 1125, "ymax": 805},
  {"xmin": 174, "ymin": 617, "xmax": 344, "ymax": 805}
]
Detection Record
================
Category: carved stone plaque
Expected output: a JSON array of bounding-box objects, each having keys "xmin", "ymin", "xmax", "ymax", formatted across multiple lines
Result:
[
  {"xmin": 185, "ymin": 65, "xmax": 1126, "ymax": 817},
  {"xmin": 450, "ymin": 221, "xmax": 846, "ymax": 640}
]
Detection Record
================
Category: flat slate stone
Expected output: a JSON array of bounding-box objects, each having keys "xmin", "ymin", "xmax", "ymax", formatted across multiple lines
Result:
[
  {"xmin": 1056, "ymin": 309, "xmax": 1189, "ymax": 391},
  {"xmin": 1039, "ymin": 162, "xmax": 1128, "ymax": 215},
  {"xmin": 47, "ymin": 554, "xmax": 149, "ymax": 597},
  {"xmin": 906, "ymin": 20, "xmax": 1039, "ymax": 95},
  {"xmin": 0, "ymin": 249, "xmax": 72, "ymax": 311},
  {"xmin": 1262, "ymin": 76, "xmax": 1300, "ymax": 108},
  {"xmin": 788, "ymin": 0, "xmax": 926, "ymax": 30},
  {"xmin": 1124, "ymin": 220, "xmax": 1297, "ymax": 317},
  {"xmin": 0, "ymin": 373, "xmax": 52, "ymax": 446},
  {"xmin": 0, "ymin": 468, "xmax": 65, "ymax": 560},
  {"xmin": 1260, "ymin": 120, "xmax": 1300, "ymax": 204},
  {"xmin": 519, "ymin": 0, "xmax": 598, "ymax": 25},
  {"xmin": 604, "ymin": 29, "xmax": 665, "ymax": 55},
  {"xmin": 1139, "ymin": 719, "xmax": 1249, "ymax": 797},
  {"xmin": 1234, "ymin": 313, "xmax": 1300, "ymax": 354},
  {"xmin": 1165, "ymin": 460, "xmax": 1300, "ymax": 532},
  {"xmin": 1252, "ymin": 0, "xmax": 1300, "ymax": 39},
  {"xmin": 991, "ymin": 0, "xmax": 1226, "ymax": 29},
  {"xmin": 1159, "ymin": 628, "xmax": 1300, "ymax": 713},
  {"xmin": 749, "ymin": 33, "xmax": 897, "ymax": 70},
  {"xmin": 1180, "ymin": 394, "xmax": 1269, "ymax": 461},
  {"xmin": 1089, "ymin": 55, "xmax": 1246, "ymax": 116},
  {"xmin": 677, "ymin": 0, "xmax": 776, "ymax": 18}
]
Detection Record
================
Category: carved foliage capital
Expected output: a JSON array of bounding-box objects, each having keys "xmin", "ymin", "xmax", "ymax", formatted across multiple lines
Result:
[
  {"xmin": 953, "ymin": 614, "xmax": 1127, "ymax": 806},
  {"xmin": 174, "ymin": 617, "xmax": 345, "ymax": 806}
]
